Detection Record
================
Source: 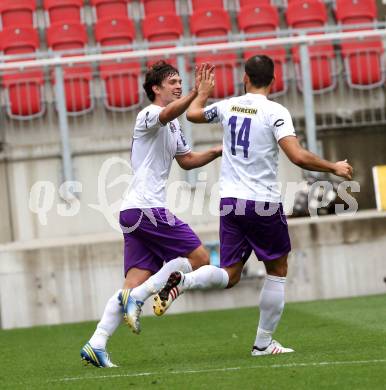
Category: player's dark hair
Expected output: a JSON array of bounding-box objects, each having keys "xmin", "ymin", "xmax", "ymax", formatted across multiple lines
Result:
[
  {"xmin": 143, "ymin": 61, "xmax": 179, "ymax": 102},
  {"xmin": 245, "ymin": 55, "xmax": 274, "ymax": 88}
]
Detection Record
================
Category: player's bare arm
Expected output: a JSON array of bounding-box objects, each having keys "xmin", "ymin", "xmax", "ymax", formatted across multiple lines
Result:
[
  {"xmin": 279, "ymin": 136, "xmax": 353, "ymax": 180},
  {"xmin": 158, "ymin": 64, "xmax": 205, "ymax": 125},
  {"xmin": 158, "ymin": 87, "xmax": 197, "ymax": 125},
  {"xmin": 175, "ymin": 145, "xmax": 222, "ymax": 170},
  {"xmin": 186, "ymin": 64, "xmax": 215, "ymax": 123}
]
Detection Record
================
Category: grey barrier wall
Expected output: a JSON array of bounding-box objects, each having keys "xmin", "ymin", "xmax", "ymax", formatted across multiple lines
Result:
[{"xmin": 0, "ymin": 211, "xmax": 385, "ymax": 329}]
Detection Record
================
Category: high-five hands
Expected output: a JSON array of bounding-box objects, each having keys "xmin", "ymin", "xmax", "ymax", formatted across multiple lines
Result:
[
  {"xmin": 199, "ymin": 63, "xmax": 215, "ymax": 96},
  {"xmin": 194, "ymin": 63, "xmax": 215, "ymax": 97}
]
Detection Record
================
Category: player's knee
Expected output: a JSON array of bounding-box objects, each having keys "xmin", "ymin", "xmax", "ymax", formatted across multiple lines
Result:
[
  {"xmin": 196, "ymin": 251, "xmax": 210, "ymax": 268},
  {"xmin": 265, "ymin": 256, "xmax": 288, "ymax": 277},
  {"xmin": 188, "ymin": 247, "xmax": 210, "ymax": 270},
  {"xmin": 267, "ymin": 263, "xmax": 287, "ymax": 278}
]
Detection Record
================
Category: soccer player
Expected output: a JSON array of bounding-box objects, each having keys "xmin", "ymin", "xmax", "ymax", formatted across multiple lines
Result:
[
  {"xmin": 81, "ymin": 61, "xmax": 221, "ymax": 367},
  {"xmin": 153, "ymin": 55, "xmax": 353, "ymax": 356}
]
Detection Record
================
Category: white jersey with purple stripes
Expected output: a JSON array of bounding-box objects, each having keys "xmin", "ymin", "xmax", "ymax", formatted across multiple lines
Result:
[
  {"xmin": 204, "ymin": 93, "xmax": 296, "ymax": 203},
  {"xmin": 121, "ymin": 104, "xmax": 191, "ymax": 210}
]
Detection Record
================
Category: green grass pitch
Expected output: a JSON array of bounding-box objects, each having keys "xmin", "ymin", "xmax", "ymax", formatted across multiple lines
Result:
[{"xmin": 1, "ymin": 294, "xmax": 386, "ymax": 389}]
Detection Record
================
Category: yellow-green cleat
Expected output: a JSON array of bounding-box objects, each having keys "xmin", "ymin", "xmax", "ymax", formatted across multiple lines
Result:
[
  {"xmin": 80, "ymin": 342, "xmax": 117, "ymax": 368},
  {"xmin": 119, "ymin": 289, "xmax": 143, "ymax": 334}
]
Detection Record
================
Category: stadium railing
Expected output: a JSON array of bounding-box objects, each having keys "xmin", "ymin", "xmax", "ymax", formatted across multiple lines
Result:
[{"xmin": 0, "ymin": 27, "xmax": 385, "ymax": 197}]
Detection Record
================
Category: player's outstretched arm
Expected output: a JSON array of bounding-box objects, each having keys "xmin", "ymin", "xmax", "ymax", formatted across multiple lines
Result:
[
  {"xmin": 175, "ymin": 145, "xmax": 222, "ymax": 170},
  {"xmin": 159, "ymin": 89, "xmax": 198, "ymax": 125},
  {"xmin": 186, "ymin": 64, "xmax": 215, "ymax": 123},
  {"xmin": 279, "ymin": 136, "xmax": 353, "ymax": 180},
  {"xmin": 158, "ymin": 64, "xmax": 206, "ymax": 124}
]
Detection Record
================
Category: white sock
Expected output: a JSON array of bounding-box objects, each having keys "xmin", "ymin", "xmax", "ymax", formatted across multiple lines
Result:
[
  {"xmin": 131, "ymin": 257, "xmax": 193, "ymax": 302},
  {"xmin": 254, "ymin": 275, "xmax": 286, "ymax": 349},
  {"xmin": 180, "ymin": 265, "xmax": 229, "ymax": 291},
  {"xmin": 89, "ymin": 290, "xmax": 122, "ymax": 350}
]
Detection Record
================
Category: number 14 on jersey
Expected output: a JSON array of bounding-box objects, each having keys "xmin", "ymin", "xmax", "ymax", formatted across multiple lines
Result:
[{"xmin": 228, "ymin": 116, "xmax": 251, "ymax": 158}]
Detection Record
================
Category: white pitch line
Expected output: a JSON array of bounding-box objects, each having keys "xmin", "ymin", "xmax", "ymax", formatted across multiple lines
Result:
[{"xmin": 51, "ymin": 359, "xmax": 386, "ymax": 383}]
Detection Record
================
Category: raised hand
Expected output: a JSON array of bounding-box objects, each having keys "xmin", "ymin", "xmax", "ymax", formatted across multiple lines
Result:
[
  {"xmin": 198, "ymin": 63, "xmax": 215, "ymax": 97},
  {"xmin": 194, "ymin": 63, "xmax": 204, "ymax": 92}
]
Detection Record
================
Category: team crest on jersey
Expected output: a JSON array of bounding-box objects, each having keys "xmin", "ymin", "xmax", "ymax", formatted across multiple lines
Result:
[
  {"xmin": 230, "ymin": 105, "xmax": 257, "ymax": 115},
  {"xmin": 169, "ymin": 122, "xmax": 177, "ymax": 133},
  {"xmin": 204, "ymin": 107, "xmax": 218, "ymax": 122}
]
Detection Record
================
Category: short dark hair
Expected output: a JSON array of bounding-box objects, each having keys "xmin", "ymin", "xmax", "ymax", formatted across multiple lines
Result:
[
  {"xmin": 143, "ymin": 61, "xmax": 179, "ymax": 101},
  {"xmin": 245, "ymin": 55, "xmax": 274, "ymax": 88}
]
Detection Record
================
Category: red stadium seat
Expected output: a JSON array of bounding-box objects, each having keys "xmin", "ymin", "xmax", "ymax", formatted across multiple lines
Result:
[
  {"xmin": 47, "ymin": 23, "xmax": 93, "ymax": 114},
  {"xmin": 237, "ymin": 4, "xmax": 279, "ymax": 37},
  {"xmin": 142, "ymin": 13, "xmax": 183, "ymax": 67},
  {"xmin": 286, "ymin": 0, "xmax": 328, "ymax": 30},
  {"xmin": 340, "ymin": 40, "xmax": 384, "ymax": 88},
  {"xmin": 292, "ymin": 45, "xmax": 336, "ymax": 91},
  {"xmin": 141, "ymin": 0, "xmax": 177, "ymax": 16},
  {"xmin": 286, "ymin": 1, "xmax": 335, "ymax": 92},
  {"xmin": 2, "ymin": 72, "xmax": 44, "ymax": 118},
  {"xmin": 0, "ymin": 0, "xmax": 36, "ymax": 29},
  {"xmin": 142, "ymin": 13, "xmax": 183, "ymax": 42},
  {"xmin": 95, "ymin": 17, "xmax": 135, "ymax": 48},
  {"xmin": 0, "ymin": 26, "xmax": 39, "ymax": 55},
  {"xmin": 190, "ymin": 0, "xmax": 225, "ymax": 12},
  {"xmin": 335, "ymin": 0, "xmax": 377, "ymax": 27},
  {"xmin": 54, "ymin": 66, "xmax": 93, "ymax": 113},
  {"xmin": 47, "ymin": 22, "xmax": 88, "ymax": 52},
  {"xmin": 191, "ymin": 0, "xmax": 223, "ymax": 9},
  {"xmin": 190, "ymin": 9, "xmax": 231, "ymax": 43},
  {"xmin": 91, "ymin": 0, "xmax": 129, "ymax": 21},
  {"xmin": 190, "ymin": 9, "xmax": 236, "ymax": 98},
  {"xmin": 94, "ymin": 18, "xmax": 141, "ymax": 110},
  {"xmin": 44, "ymin": 0, "xmax": 83, "ymax": 25},
  {"xmin": 99, "ymin": 63, "xmax": 141, "ymax": 110},
  {"xmin": 335, "ymin": 0, "xmax": 383, "ymax": 88},
  {"xmin": 0, "ymin": 27, "xmax": 44, "ymax": 118},
  {"xmin": 239, "ymin": 0, "xmax": 271, "ymax": 7},
  {"xmin": 238, "ymin": 5, "xmax": 286, "ymax": 95}
]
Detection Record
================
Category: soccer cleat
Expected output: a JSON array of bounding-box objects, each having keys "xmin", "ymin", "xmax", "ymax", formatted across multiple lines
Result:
[
  {"xmin": 153, "ymin": 271, "xmax": 182, "ymax": 316},
  {"xmin": 119, "ymin": 289, "xmax": 143, "ymax": 334},
  {"xmin": 251, "ymin": 340, "xmax": 294, "ymax": 356},
  {"xmin": 80, "ymin": 342, "xmax": 117, "ymax": 368}
]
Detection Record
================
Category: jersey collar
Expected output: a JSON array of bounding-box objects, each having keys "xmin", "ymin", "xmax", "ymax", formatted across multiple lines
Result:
[{"xmin": 245, "ymin": 93, "xmax": 268, "ymax": 100}]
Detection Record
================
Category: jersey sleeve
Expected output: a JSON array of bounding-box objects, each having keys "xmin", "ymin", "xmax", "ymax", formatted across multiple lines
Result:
[
  {"xmin": 136, "ymin": 105, "xmax": 164, "ymax": 132},
  {"xmin": 176, "ymin": 125, "xmax": 191, "ymax": 155},
  {"xmin": 203, "ymin": 101, "xmax": 224, "ymax": 123},
  {"xmin": 269, "ymin": 105, "xmax": 296, "ymax": 141}
]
